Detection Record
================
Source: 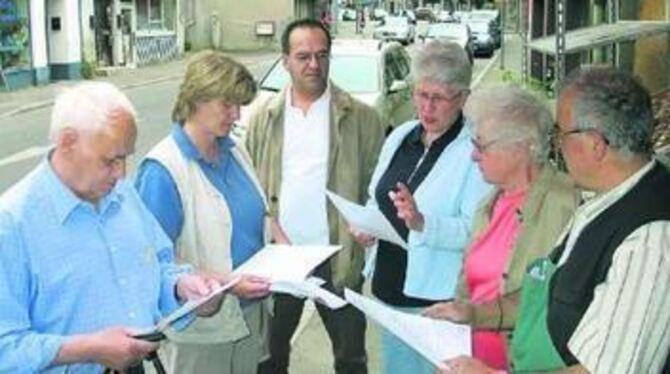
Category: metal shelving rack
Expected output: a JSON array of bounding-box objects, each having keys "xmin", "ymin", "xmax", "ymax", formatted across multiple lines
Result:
[{"xmin": 522, "ymin": 0, "xmax": 670, "ymax": 92}]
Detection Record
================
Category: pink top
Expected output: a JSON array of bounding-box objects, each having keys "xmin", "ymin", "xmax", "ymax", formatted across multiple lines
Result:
[{"xmin": 464, "ymin": 189, "xmax": 527, "ymax": 370}]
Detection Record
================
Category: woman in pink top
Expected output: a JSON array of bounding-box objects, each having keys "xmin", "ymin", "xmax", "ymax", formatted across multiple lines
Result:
[{"xmin": 424, "ymin": 86, "xmax": 579, "ymax": 371}]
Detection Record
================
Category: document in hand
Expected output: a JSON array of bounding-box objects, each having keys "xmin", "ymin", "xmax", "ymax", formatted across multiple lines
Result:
[
  {"xmin": 272, "ymin": 277, "xmax": 347, "ymax": 309},
  {"xmin": 325, "ymin": 190, "xmax": 408, "ymax": 249},
  {"xmin": 233, "ymin": 245, "xmax": 347, "ymax": 309},
  {"xmin": 344, "ymin": 289, "xmax": 471, "ymax": 367},
  {"xmin": 135, "ymin": 277, "xmax": 241, "ymax": 337},
  {"xmin": 232, "ymin": 244, "xmax": 341, "ymax": 282}
]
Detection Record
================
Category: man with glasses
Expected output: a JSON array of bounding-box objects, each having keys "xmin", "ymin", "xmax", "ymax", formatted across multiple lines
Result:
[
  {"xmin": 441, "ymin": 67, "xmax": 670, "ymax": 373},
  {"xmin": 245, "ymin": 18, "xmax": 385, "ymax": 374}
]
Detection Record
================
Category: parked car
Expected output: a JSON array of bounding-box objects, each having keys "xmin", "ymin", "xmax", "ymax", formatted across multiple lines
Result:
[
  {"xmin": 420, "ymin": 23, "xmax": 474, "ymax": 63},
  {"xmin": 437, "ymin": 10, "xmax": 457, "ymax": 23},
  {"xmin": 373, "ymin": 16, "xmax": 416, "ymax": 45},
  {"xmin": 371, "ymin": 8, "xmax": 388, "ymax": 21},
  {"xmin": 400, "ymin": 9, "xmax": 417, "ymax": 24},
  {"xmin": 238, "ymin": 40, "xmax": 415, "ymax": 137},
  {"xmin": 468, "ymin": 10, "xmax": 501, "ymax": 47},
  {"xmin": 340, "ymin": 8, "xmax": 356, "ymax": 21},
  {"xmin": 468, "ymin": 21, "xmax": 495, "ymax": 57},
  {"xmin": 415, "ymin": 7, "xmax": 437, "ymax": 22},
  {"xmin": 452, "ymin": 10, "xmax": 470, "ymax": 23}
]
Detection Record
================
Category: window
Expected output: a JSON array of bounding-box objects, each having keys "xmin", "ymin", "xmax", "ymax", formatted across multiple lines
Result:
[
  {"xmin": 0, "ymin": 0, "xmax": 29, "ymax": 70},
  {"xmin": 137, "ymin": 0, "xmax": 175, "ymax": 31}
]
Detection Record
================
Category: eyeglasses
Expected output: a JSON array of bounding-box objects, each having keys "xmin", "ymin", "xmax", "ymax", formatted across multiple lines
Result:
[
  {"xmin": 471, "ymin": 137, "xmax": 515, "ymax": 153},
  {"xmin": 551, "ymin": 126, "xmax": 609, "ymax": 146},
  {"xmin": 292, "ymin": 52, "xmax": 330, "ymax": 65},
  {"xmin": 413, "ymin": 89, "xmax": 463, "ymax": 106}
]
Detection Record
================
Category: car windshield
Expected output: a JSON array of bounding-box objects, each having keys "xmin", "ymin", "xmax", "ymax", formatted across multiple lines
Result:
[{"xmin": 261, "ymin": 55, "xmax": 379, "ymax": 93}]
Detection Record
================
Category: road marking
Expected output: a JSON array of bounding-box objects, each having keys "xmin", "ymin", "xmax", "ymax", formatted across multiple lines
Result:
[
  {"xmin": 0, "ymin": 146, "xmax": 49, "ymax": 167},
  {"xmin": 472, "ymin": 49, "xmax": 501, "ymax": 89}
]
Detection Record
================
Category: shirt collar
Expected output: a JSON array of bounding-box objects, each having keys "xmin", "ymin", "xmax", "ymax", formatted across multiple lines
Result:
[
  {"xmin": 410, "ymin": 112, "xmax": 465, "ymax": 146},
  {"xmin": 171, "ymin": 123, "xmax": 235, "ymax": 162},
  {"xmin": 39, "ymin": 152, "xmax": 123, "ymax": 224},
  {"xmin": 285, "ymin": 83, "xmax": 331, "ymax": 112}
]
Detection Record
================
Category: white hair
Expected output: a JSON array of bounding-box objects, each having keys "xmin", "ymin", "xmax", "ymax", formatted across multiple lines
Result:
[
  {"xmin": 411, "ymin": 40, "xmax": 472, "ymax": 91},
  {"xmin": 465, "ymin": 84, "xmax": 553, "ymax": 163},
  {"xmin": 49, "ymin": 81, "xmax": 136, "ymax": 143}
]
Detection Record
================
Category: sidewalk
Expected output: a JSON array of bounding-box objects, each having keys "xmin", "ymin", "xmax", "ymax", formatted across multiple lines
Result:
[
  {"xmin": 474, "ymin": 32, "xmax": 524, "ymax": 88},
  {"xmin": 0, "ymin": 50, "xmax": 275, "ymax": 119}
]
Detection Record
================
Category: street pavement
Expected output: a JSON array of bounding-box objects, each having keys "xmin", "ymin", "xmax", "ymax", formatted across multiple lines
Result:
[{"xmin": 0, "ymin": 20, "xmax": 524, "ymax": 373}]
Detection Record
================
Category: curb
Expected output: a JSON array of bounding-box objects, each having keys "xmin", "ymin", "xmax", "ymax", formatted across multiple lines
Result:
[
  {"xmin": 0, "ymin": 72, "xmax": 184, "ymax": 120},
  {"xmin": 0, "ymin": 53, "xmax": 276, "ymax": 120}
]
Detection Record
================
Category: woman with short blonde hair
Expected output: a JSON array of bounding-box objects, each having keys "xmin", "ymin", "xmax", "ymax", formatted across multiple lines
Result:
[{"xmin": 136, "ymin": 50, "xmax": 271, "ymax": 374}]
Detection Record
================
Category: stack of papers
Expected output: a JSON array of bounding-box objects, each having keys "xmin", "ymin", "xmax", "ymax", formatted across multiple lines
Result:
[
  {"xmin": 233, "ymin": 245, "xmax": 346, "ymax": 309},
  {"xmin": 344, "ymin": 289, "xmax": 471, "ymax": 367},
  {"xmin": 326, "ymin": 191, "xmax": 408, "ymax": 249}
]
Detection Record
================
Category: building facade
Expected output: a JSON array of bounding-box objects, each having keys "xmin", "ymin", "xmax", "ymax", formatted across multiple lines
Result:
[
  {"xmin": 185, "ymin": 0, "xmax": 333, "ymax": 52},
  {"xmin": 0, "ymin": 0, "xmax": 184, "ymax": 90}
]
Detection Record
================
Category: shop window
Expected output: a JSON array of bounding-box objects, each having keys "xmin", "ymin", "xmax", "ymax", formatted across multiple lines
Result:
[
  {"xmin": 137, "ymin": 0, "xmax": 175, "ymax": 31},
  {"xmin": 0, "ymin": 0, "xmax": 30, "ymax": 70}
]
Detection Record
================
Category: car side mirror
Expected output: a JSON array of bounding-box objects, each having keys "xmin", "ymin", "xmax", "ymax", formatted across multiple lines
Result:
[{"xmin": 389, "ymin": 80, "xmax": 409, "ymax": 93}]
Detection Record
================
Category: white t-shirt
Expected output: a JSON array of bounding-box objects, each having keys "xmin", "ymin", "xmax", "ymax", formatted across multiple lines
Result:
[{"xmin": 279, "ymin": 86, "xmax": 331, "ymax": 245}]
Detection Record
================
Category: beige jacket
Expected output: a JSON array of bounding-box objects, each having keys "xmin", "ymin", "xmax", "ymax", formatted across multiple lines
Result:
[
  {"xmin": 456, "ymin": 165, "xmax": 579, "ymax": 328},
  {"xmin": 245, "ymin": 83, "xmax": 385, "ymax": 289},
  {"xmin": 145, "ymin": 136, "xmax": 270, "ymax": 344}
]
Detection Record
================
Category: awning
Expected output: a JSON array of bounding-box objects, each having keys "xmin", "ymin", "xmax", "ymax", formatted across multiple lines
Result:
[{"xmin": 527, "ymin": 21, "xmax": 670, "ymax": 55}]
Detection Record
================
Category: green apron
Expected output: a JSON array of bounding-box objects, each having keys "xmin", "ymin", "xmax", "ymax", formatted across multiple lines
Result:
[{"xmin": 510, "ymin": 257, "xmax": 567, "ymax": 372}]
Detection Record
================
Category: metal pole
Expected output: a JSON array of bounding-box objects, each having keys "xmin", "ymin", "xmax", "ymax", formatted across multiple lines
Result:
[
  {"xmin": 607, "ymin": 0, "xmax": 619, "ymax": 67},
  {"xmin": 555, "ymin": 0, "xmax": 566, "ymax": 89},
  {"xmin": 500, "ymin": 0, "xmax": 506, "ymax": 70},
  {"xmin": 522, "ymin": 0, "xmax": 531, "ymax": 83}
]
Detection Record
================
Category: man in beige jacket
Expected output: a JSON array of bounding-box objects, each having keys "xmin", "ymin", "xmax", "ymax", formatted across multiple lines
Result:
[{"xmin": 245, "ymin": 18, "xmax": 385, "ymax": 374}]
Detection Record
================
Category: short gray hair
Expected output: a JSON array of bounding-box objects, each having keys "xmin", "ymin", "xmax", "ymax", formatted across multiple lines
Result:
[
  {"xmin": 465, "ymin": 85, "xmax": 553, "ymax": 163},
  {"xmin": 49, "ymin": 81, "xmax": 136, "ymax": 143},
  {"xmin": 561, "ymin": 66, "xmax": 653, "ymax": 157},
  {"xmin": 411, "ymin": 40, "xmax": 472, "ymax": 91}
]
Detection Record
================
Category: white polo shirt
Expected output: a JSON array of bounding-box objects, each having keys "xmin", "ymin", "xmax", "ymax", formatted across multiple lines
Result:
[{"xmin": 279, "ymin": 86, "xmax": 331, "ymax": 245}]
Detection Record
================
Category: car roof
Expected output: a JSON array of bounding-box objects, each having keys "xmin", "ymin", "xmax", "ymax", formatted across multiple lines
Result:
[{"xmin": 331, "ymin": 39, "xmax": 403, "ymax": 55}]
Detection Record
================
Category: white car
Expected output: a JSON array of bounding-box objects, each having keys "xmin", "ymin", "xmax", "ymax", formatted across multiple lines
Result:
[
  {"xmin": 237, "ymin": 40, "xmax": 415, "ymax": 138},
  {"xmin": 373, "ymin": 16, "xmax": 416, "ymax": 45},
  {"xmin": 421, "ymin": 23, "xmax": 473, "ymax": 62},
  {"xmin": 371, "ymin": 8, "xmax": 388, "ymax": 21}
]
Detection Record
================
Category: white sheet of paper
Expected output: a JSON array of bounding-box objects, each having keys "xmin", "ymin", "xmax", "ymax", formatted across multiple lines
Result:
[
  {"xmin": 344, "ymin": 289, "xmax": 471, "ymax": 367},
  {"xmin": 326, "ymin": 191, "xmax": 408, "ymax": 249},
  {"xmin": 272, "ymin": 278, "xmax": 347, "ymax": 309},
  {"xmin": 232, "ymin": 244, "xmax": 341, "ymax": 282},
  {"xmin": 136, "ymin": 277, "xmax": 241, "ymax": 336}
]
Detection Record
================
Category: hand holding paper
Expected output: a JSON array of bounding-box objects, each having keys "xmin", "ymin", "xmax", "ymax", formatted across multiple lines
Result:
[
  {"xmin": 326, "ymin": 191, "xmax": 408, "ymax": 249},
  {"xmin": 135, "ymin": 277, "xmax": 241, "ymax": 338},
  {"xmin": 176, "ymin": 273, "xmax": 230, "ymax": 317},
  {"xmin": 233, "ymin": 245, "xmax": 347, "ymax": 309}
]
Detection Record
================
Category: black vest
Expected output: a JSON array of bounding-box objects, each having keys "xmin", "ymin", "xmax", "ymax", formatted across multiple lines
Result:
[{"xmin": 547, "ymin": 163, "xmax": 670, "ymax": 365}]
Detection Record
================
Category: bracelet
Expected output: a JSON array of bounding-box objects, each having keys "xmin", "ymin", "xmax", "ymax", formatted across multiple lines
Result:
[{"xmin": 496, "ymin": 298, "xmax": 504, "ymax": 331}]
